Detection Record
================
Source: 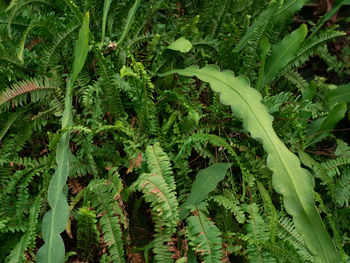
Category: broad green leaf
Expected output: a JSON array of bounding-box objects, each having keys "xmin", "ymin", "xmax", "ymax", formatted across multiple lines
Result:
[
  {"xmin": 307, "ymin": 102, "xmax": 347, "ymax": 147},
  {"xmin": 167, "ymin": 37, "xmax": 193, "ymax": 53},
  {"xmin": 160, "ymin": 65, "xmax": 338, "ymax": 263},
  {"xmin": 36, "ymin": 133, "xmax": 71, "ymax": 263},
  {"xmin": 278, "ymin": 0, "xmax": 310, "ymax": 23},
  {"xmin": 258, "ymin": 24, "xmax": 307, "ymax": 90},
  {"xmin": 71, "ymin": 11, "xmax": 90, "ymax": 84},
  {"xmin": 117, "ymin": 0, "xmax": 140, "ymax": 46},
  {"xmin": 325, "ymin": 83, "xmax": 350, "ymax": 106},
  {"xmin": 101, "ymin": 0, "xmax": 113, "ymax": 44},
  {"xmin": 179, "ymin": 163, "xmax": 231, "ymax": 220}
]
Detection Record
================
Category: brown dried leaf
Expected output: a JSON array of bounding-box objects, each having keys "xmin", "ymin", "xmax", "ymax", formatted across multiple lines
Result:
[
  {"xmin": 68, "ymin": 178, "xmax": 83, "ymax": 195},
  {"xmin": 128, "ymin": 252, "xmax": 145, "ymax": 263}
]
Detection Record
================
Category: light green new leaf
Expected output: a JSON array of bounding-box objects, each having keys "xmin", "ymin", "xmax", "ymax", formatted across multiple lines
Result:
[
  {"xmin": 160, "ymin": 65, "xmax": 338, "ymax": 263},
  {"xmin": 179, "ymin": 163, "xmax": 231, "ymax": 220},
  {"xmin": 258, "ymin": 24, "xmax": 307, "ymax": 90},
  {"xmin": 167, "ymin": 37, "xmax": 193, "ymax": 53}
]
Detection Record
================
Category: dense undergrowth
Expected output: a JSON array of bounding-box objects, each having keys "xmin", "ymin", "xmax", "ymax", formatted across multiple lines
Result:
[{"xmin": 0, "ymin": 0, "xmax": 349, "ymax": 262}]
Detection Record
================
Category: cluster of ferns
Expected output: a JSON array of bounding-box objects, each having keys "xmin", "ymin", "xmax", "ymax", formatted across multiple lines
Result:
[{"xmin": 0, "ymin": 0, "xmax": 349, "ymax": 262}]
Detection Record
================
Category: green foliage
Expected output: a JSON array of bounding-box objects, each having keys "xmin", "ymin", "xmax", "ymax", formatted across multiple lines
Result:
[
  {"xmin": 76, "ymin": 207, "xmax": 99, "ymax": 260},
  {"xmin": 88, "ymin": 178, "xmax": 126, "ymax": 263},
  {"xmin": 0, "ymin": 0, "xmax": 349, "ymax": 262},
  {"xmin": 36, "ymin": 12, "xmax": 90, "ymax": 263},
  {"xmin": 186, "ymin": 205, "xmax": 223, "ymax": 263},
  {"xmin": 257, "ymin": 24, "xmax": 308, "ymax": 90},
  {"xmin": 4, "ymin": 194, "xmax": 42, "ymax": 263},
  {"xmin": 161, "ymin": 65, "xmax": 338, "ymax": 262},
  {"xmin": 180, "ymin": 163, "xmax": 231, "ymax": 220},
  {"xmin": 132, "ymin": 143, "xmax": 179, "ymax": 262}
]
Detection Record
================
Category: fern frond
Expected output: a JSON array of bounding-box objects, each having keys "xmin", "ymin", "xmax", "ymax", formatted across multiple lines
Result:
[
  {"xmin": 186, "ymin": 207, "xmax": 222, "ymax": 263},
  {"xmin": 207, "ymin": 0, "xmax": 229, "ymax": 36},
  {"xmin": 277, "ymin": 215, "xmax": 313, "ymax": 262},
  {"xmin": 234, "ymin": 1, "xmax": 281, "ymax": 53},
  {"xmin": 4, "ymin": 194, "xmax": 42, "ymax": 263},
  {"xmin": 245, "ymin": 203, "xmax": 274, "ymax": 263},
  {"xmin": 88, "ymin": 179, "xmax": 125, "ymax": 263},
  {"xmin": 334, "ymin": 168, "xmax": 350, "ymax": 207},
  {"xmin": 284, "ymin": 71, "xmax": 309, "ymax": 92},
  {"xmin": 210, "ymin": 193, "xmax": 246, "ymax": 224},
  {"xmin": 152, "ymin": 229, "xmax": 173, "ymax": 263},
  {"xmin": 0, "ymin": 78, "xmax": 58, "ymax": 110},
  {"xmin": 40, "ymin": 22, "xmax": 80, "ymax": 73},
  {"xmin": 262, "ymin": 92, "xmax": 293, "ymax": 114},
  {"xmin": 75, "ymin": 207, "xmax": 99, "ymax": 261},
  {"xmin": 133, "ymin": 144, "xmax": 179, "ymax": 261},
  {"xmin": 7, "ymin": 0, "xmax": 53, "ymax": 39},
  {"xmin": 282, "ymin": 29, "xmax": 345, "ymax": 74},
  {"xmin": 145, "ymin": 143, "xmax": 177, "ymax": 195},
  {"xmin": 94, "ymin": 48, "xmax": 125, "ymax": 117},
  {"xmin": 62, "ymin": 0, "xmax": 83, "ymax": 22}
]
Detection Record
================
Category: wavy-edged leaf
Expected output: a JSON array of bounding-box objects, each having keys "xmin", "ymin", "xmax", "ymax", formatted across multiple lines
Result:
[
  {"xmin": 36, "ymin": 13, "xmax": 90, "ymax": 263},
  {"xmin": 179, "ymin": 163, "xmax": 231, "ymax": 220},
  {"xmin": 160, "ymin": 65, "xmax": 338, "ymax": 263},
  {"xmin": 36, "ymin": 132, "xmax": 71, "ymax": 263}
]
